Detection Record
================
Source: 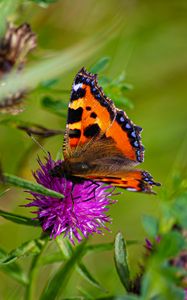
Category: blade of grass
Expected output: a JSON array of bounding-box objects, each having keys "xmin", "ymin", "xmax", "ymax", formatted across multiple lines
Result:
[
  {"xmin": 56, "ymin": 239, "xmax": 107, "ymax": 291},
  {"xmin": 0, "ymin": 19, "xmax": 121, "ymax": 101},
  {"xmin": 25, "ymin": 236, "xmax": 48, "ymax": 300},
  {"xmin": 90, "ymin": 57, "xmax": 110, "ymax": 73},
  {"xmin": 3, "ymin": 173, "xmax": 64, "ymax": 199},
  {"xmin": 78, "ymin": 286, "xmax": 94, "ymax": 299},
  {"xmin": 0, "ymin": 248, "xmax": 28, "ymax": 285},
  {"xmin": 0, "ymin": 209, "xmax": 39, "ymax": 226},
  {"xmin": 77, "ymin": 262, "xmax": 106, "ymax": 292},
  {"xmin": 0, "ymin": 235, "xmax": 49, "ymax": 265},
  {"xmin": 40, "ymin": 240, "xmax": 87, "ymax": 300}
]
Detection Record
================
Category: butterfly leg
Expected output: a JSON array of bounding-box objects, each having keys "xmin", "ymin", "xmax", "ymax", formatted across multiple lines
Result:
[
  {"xmin": 70, "ymin": 182, "xmax": 82, "ymax": 225},
  {"xmin": 82, "ymin": 180, "xmax": 101, "ymax": 202}
]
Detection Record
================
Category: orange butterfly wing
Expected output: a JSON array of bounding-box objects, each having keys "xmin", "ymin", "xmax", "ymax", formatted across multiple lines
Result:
[
  {"xmin": 63, "ymin": 68, "xmax": 116, "ymax": 159},
  {"xmin": 85, "ymin": 170, "xmax": 160, "ymax": 194},
  {"xmin": 61, "ymin": 68, "xmax": 160, "ymax": 193},
  {"xmin": 63, "ymin": 68, "xmax": 143, "ymax": 164},
  {"xmin": 105, "ymin": 108, "xmax": 144, "ymax": 163}
]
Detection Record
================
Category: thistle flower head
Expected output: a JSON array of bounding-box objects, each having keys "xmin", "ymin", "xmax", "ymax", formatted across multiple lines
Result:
[{"xmin": 26, "ymin": 155, "xmax": 115, "ymax": 243}]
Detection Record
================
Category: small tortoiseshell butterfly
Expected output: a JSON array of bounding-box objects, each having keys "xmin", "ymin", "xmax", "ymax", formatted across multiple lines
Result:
[{"xmin": 53, "ymin": 68, "xmax": 160, "ymax": 193}]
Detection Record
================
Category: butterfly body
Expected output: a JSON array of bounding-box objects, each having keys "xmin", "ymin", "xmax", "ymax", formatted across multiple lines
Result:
[{"xmin": 54, "ymin": 68, "xmax": 160, "ymax": 193}]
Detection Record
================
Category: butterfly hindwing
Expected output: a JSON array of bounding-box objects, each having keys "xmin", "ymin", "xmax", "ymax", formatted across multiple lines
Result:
[
  {"xmin": 81, "ymin": 170, "xmax": 160, "ymax": 193},
  {"xmin": 105, "ymin": 109, "xmax": 144, "ymax": 163}
]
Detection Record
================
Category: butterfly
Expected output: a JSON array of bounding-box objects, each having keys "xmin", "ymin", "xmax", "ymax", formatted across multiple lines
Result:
[{"xmin": 52, "ymin": 67, "xmax": 160, "ymax": 193}]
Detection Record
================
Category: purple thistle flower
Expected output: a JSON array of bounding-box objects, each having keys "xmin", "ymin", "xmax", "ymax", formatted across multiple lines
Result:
[
  {"xmin": 26, "ymin": 155, "xmax": 116, "ymax": 244},
  {"xmin": 185, "ymin": 289, "xmax": 187, "ymax": 300}
]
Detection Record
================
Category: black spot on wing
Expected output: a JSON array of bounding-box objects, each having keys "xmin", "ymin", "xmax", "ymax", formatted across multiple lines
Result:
[
  {"xmin": 72, "ymin": 67, "xmax": 116, "ymax": 121},
  {"xmin": 86, "ymin": 106, "xmax": 91, "ymax": 111},
  {"xmin": 90, "ymin": 112, "xmax": 97, "ymax": 119},
  {"xmin": 70, "ymin": 88, "xmax": 86, "ymax": 101},
  {"xmin": 84, "ymin": 124, "xmax": 100, "ymax": 138},
  {"xmin": 69, "ymin": 129, "xmax": 81, "ymax": 138},
  {"xmin": 68, "ymin": 107, "xmax": 83, "ymax": 124}
]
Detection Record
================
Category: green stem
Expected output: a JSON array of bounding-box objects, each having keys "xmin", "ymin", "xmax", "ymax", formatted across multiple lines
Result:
[
  {"xmin": 55, "ymin": 236, "xmax": 70, "ymax": 258},
  {"xmin": 25, "ymin": 235, "xmax": 49, "ymax": 300}
]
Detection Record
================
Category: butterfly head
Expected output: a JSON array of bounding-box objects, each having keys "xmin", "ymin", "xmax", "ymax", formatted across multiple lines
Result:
[{"xmin": 49, "ymin": 163, "xmax": 64, "ymax": 178}]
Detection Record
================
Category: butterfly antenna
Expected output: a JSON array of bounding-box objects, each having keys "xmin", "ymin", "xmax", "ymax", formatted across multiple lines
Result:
[{"xmin": 30, "ymin": 134, "xmax": 49, "ymax": 156}]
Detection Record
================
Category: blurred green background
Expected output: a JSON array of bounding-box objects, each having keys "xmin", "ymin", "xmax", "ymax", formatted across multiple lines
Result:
[{"xmin": 0, "ymin": 0, "xmax": 187, "ymax": 298}]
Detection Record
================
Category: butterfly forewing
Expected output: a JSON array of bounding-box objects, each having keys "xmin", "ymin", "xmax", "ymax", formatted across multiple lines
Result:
[
  {"xmin": 62, "ymin": 67, "xmax": 160, "ymax": 194},
  {"xmin": 63, "ymin": 68, "xmax": 116, "ymax": 159}
]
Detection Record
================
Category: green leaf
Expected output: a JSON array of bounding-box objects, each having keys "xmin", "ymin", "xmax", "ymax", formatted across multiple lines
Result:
[
  {"xmin": 142, "ymin": 215, "xmax": 159, "ymax": 238},
  {"xmin": 86, "ymin": 240, "xmax": 137, "ymax": 254},
  {"xmin": 41, "ymin": 96, "xmax": 67, "ymax": 117},
  {"xmin": 77, "ymin": 262, "xmax": 106, "ymax": 291},
  {"xmin": 90, "ymin": 57, "xmax": 110, "ymax": 73},
  {"xmin": 86, "ymin": 242, "xmax": 114, "ymax": 253},
  {"xmin": 0, "ymin": 248, "xmax": 28, "ymax": 285},
  {"xmin": 172, "ymin": 173, "xmax": 183, "ymax": 190},
  {"xmin": 0, "ymin": 236, "xmax": 48, "ymax": 265},
  {"xmin": 114, "ymin": 232, "xmax": 130, "ymax": 292},
  {"xmin": 0, "ymin": 209, "xmax": 39, "ymax": 226},
  {"xmin": 172, "ymin": 193, "xmax": 187, "ymax": 228},
  {"xmin": 142, "ymin": 267, "xmax": 185, "ymax": 300},
  {"xmin": 102, "ymin": 86, "xmax": 134, "ymax": 109},
  {"xmin": 160, "ymin": 203, "xmax": 175, "ymax": 233},
  {"xmin": 3, "ymin": 173, "xmax": 64, "ymax": 199},
  {"xmin": 40, "ymin": 239, "xmax": 87, "ymax": 300},
  {"xmin": 120, "ymin": 83, "xmax": 133, "ymax": 91},
  {"xmin": 157, "ymin": 231, "xmax": 185, "ymax": 259},
  {"xmin": 97, "ymin": 69, "xmax": 134, "ymax": 109},
  {"xmin": 40, "ymin": 78, "xmax": 59, "ymax": 88},
  {"xmin": 56, "ymin": 238, "xmax": 104, "ymax": 291}
]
